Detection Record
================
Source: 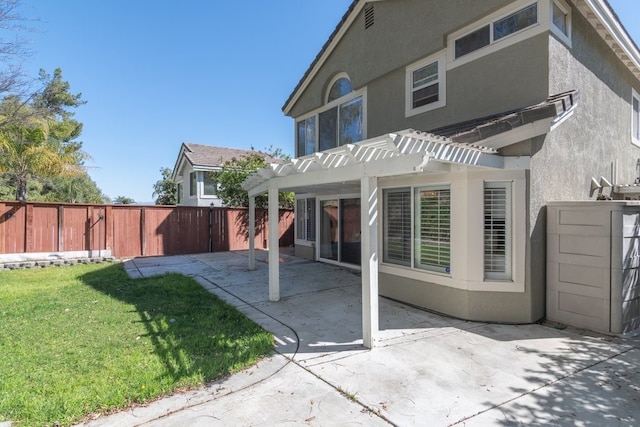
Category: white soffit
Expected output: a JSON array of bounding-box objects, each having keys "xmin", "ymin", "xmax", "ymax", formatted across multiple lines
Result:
[
  {"xmin": 241, "ymin": 130, "xmax": 499, "ymax": 195},
  {"xmin": 575, "ymin": 0, "xmax": 640, "ymax": 81}
]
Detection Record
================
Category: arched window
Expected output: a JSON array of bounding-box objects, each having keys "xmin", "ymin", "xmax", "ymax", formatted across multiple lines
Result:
[
  {"xmin": 296, "ymin": 74, "xmax": 365, "ymax": 157},
  {"xmin": 327, "ymin": 77, "xmax": 353, "ymax": 103}
]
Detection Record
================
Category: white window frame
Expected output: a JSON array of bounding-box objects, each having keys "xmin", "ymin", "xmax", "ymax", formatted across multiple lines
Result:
[
  {"xmin": 633, "ymin": 88, "xmax": 640, "ymax": 147},
  {"xmin": 378, "ymin": 171, "xmax": 526, "ymax": 293},
  {"xmin": 414, "ymin": 185, "xmax": 451, "ymax": 274},
  {"xmin": 405, "ymin": 51, "xmax": 446, "ymax": 117},
  {"xmin": 295, "ymin": 86, "xmax": 367, "ymax": 157},
  {"xmin": 295, "ymin": 196, "xmax": 316, "ymax": 244},
  {"xmin": 176, "ymin": 182, "xmax": 183, "ymax": 204},
  {"xmin": 550, "ymin": 0, "xmax": 572, "ymax": 47},
  {"xmin": 325, "ymin": 72, "xmax": 352, "ymax": 104},
  {"xmin": 484, "ymin": 181, "xmax": 513, "ymax": 281},
  {"xmin": 448, "ymin": 0, "xmax": 547, "ymax": 69},
  {"xmin": 202, "ymin": 171, "xmax": 219, "ymax": 197},
  {"xmin": 383, "ymin": 188, "xmax": 412, "ymax": 266},
  {"xmin": 189, "ymin": 172, "xmax": 197, "ymax": 198}
]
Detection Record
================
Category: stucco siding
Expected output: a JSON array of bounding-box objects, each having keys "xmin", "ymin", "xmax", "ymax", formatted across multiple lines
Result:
[
  {"xmin": 380, "ymin": 273, "xmax": 536, "ymax": 323},
  {"xmin": 365, "ymin": 33, "xmax": 550, "ymax": 136},
  {"xmin": 287, "ymin": 0, "xmax": 514, "ymax": 119},
  {"xmin": 525, "ymin": 9, "xmax": 640, "ymax": 323}
]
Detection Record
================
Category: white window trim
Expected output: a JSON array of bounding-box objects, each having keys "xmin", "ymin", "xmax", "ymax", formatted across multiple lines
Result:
[
  {"xmin": 405, "ymin": 51, "xmax": 447, "ymax": 117},
  {"xmin": 189, "ymin": 171, "xmax": 198, "ymax": 198},
  {"xmin": 633, "ymin": 88, "xmax": 640, "ymax": 148},
  {"xmin": 295, "ymin": 87, "xmax": 367, "ymax": 157},
  {"xmin": 378, "ymin": 170, "xmax": 526, "ymax": 293},
  {"xmin": 447, "ymin": 0, "xmax": 548, "ymax": 70},
  {"xmin": 483, "ymin": 181, "xmax": 513, "ymax": 281},
  {"xmin": 550, "ymin": 0, "xmax": 572, "ymax": 47},
  {"xmin": 295, "ymin": 195, "xmax": 317, "ymax": 246},
  {"xmin": 325, "ymin": 72, "xmax": 352, "ymax": 104}
]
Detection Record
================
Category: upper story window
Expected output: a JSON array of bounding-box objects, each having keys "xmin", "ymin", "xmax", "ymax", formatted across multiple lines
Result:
[
  {"xmin": 406, "ymin": 52, "xmax": 446, "ymax": 117},
  {"xmin": 455, "ymin": 3, "xmax": 538, "ymax": 59},
  {"xmin": 551, "ymin": 0, "xmax": 572, "ymax": 46},
  {"xmin": 327, "ymin": 78, "xmax": 352, "ymax": 102},
  {"xmin": 296, "ymin": 74, "xmax": 366, "ymax": 157},
  {"xmin": 176, "ymin": 183, "xmax": 183, "ymax": 204},
  {"xmin": 189, "ymin": 172, "xmax": 197, "ymax": 197},
  {"xmin": 633, "ymin": 89, "xmax": 640, "ymax": 147},
  {"xmin": 203, "ymin": 171, "xmax": 218, "ymax": 196}
]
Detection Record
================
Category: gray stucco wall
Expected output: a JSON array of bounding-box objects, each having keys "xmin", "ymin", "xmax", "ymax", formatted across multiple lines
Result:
[
  {"xmin": 526, "ymin": 10, "xmax": 640, "ymax": 322},
  {"xmin": 287, "ymin": 0, "xmax": 518, "ymax": 120},
  {"xmin": 380, "ymin": 273, "xmax": 536, "ymax": 323}
]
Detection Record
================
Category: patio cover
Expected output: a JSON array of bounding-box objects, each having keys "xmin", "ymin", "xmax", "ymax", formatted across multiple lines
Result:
[{"xmin": 242, "ymin": 92, "xmax": 577, "ymax": 349}]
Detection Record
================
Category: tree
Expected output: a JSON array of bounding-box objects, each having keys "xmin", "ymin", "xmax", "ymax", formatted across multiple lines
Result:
[
  {"xmin": 0, "ymin": 1, "xmax": 31, "ymax": 105},
  {"xmin": 113, "ymin": 196, "xmax": 135, "ymax": 204},
  {"xmin": 39, "ymin": 173, "xmax": 107, "ymax": 203},
  {"xmin": 0, "ymin": 68, "xmax": 87, "ymax": 201},
  {"xmin": 153, "ymin": 167, "xmax": 176, "ymax": 205},
  {"xmin": 216, "ymin": 150, "xmax": 293, "ymax": 209}
]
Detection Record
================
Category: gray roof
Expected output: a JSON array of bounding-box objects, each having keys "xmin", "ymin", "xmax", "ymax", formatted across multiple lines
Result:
[
  {"xmin": 430, "ymin": 90, "xmax": 579, "ymax": 144},
  {"xmin": 181, "ymin": 143, "xmax": 281, "ymax": 168}
]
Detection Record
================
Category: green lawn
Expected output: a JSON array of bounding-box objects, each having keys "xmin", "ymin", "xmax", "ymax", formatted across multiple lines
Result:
[{"xmin": 0, "ymin": 263, "xmax": 274, "ymax": 427}]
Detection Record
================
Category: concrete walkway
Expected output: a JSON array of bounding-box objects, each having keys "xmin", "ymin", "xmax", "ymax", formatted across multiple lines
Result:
[{"xmin": 80, "ymin": 251, "xmax": 640, "ymax": 426}]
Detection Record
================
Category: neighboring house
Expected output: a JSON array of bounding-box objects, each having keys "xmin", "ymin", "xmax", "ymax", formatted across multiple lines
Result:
[
  {"xmin": 171, "ymin": 143, "xmax": 279, "ymax": 207},
  {"xmin": 242, "ymin": 0, "xmax": 640, "ymax": 347}
]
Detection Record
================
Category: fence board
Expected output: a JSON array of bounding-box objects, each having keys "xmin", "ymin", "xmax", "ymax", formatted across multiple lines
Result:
[
  {"xmin": 0, "ymin": 203, "xmax": 26, "ymax": 253},
  {"xmin": 30, "ymin": 204, "xmax": 58, "ymax": 253},
  {"xmin": 111, "ymin": 206, "xmax": 142, "ymax": 258},
  {"xmin": 0, "ymin": 201, "xmax": 294, "ymax": 258}
]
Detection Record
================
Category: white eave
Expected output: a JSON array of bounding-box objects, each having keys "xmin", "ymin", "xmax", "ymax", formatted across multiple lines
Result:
[
  {"xmin": 242, "ymin": 129, "xmax": 502, "ymax": 197},
  {"xmin": 575, "ymin": 0, "xmax": 640, "ymax": 81}
]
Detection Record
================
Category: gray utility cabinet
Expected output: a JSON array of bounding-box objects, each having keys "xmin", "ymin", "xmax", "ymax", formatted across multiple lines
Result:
[{"xmin": 547, "ymin": 201, "xmax": 640, "ymax": 336}]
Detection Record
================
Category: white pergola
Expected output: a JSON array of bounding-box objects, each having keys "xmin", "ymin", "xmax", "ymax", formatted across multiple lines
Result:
[{"xmin": 242, "ymin": 129, "xmax": 503, "ymax": 349}]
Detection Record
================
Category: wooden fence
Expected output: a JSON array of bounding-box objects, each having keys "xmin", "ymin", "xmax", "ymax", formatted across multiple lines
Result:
[{"xmin": 0, "ymin": 202, "xmax": 294, "ymax": 258}]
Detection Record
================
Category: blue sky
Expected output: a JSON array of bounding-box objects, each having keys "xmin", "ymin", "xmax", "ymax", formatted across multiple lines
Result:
[{"xmin": 15, "ymin": 0, "xmax": 640, "ymax": 203}]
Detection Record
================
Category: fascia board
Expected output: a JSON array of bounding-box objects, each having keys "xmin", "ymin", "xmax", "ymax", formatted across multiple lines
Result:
[
  {"xmin": 282, "ymin": 2, "xmax": 366, "ymax": 116},
  {"xmin": 580, "ymin": 0, "xmax": 640, "ymax": 79}
]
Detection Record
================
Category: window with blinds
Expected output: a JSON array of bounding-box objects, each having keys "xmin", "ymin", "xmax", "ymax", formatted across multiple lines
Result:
[
  {"xmin": 414, "ymin": 187, "xmax": 451, "ymax": 273},
  {"xmin": 484, "ymin": 182, "xmax": 512, "ymax": 280},
  {"xmin": 296, "ymin": 197, "xmax": 316, "ymax": 241},
  {"xmin": 383, "ymin": 188, "xmax": 411, "ymax": 265}
]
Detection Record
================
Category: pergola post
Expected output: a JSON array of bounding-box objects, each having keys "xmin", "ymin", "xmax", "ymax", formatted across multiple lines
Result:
[
  {"xmin": 248, "ymin": 195, "xmax": 256, "ymax": 271},
  {"xmin": 268, "ymin": 185, "xmax": 280, "ymax": 301},
  {"xmin": 361, "ymin": 175, "xmax": 379, "ymax": 349}
]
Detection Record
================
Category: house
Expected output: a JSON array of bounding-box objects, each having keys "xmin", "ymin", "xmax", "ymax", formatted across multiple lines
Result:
[
  {"xmin": 171, "ymin": 143, "xmax": 280, "ymax": 207},
  {"xmin": 242, "ymin": 0, "xmax": 640, "ymax": 348}
]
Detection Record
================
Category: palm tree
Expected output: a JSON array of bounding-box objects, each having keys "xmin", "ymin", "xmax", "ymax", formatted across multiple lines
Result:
[{"xmin": 0, "ymin": 68, "xmax": 86, "ymax": 201}]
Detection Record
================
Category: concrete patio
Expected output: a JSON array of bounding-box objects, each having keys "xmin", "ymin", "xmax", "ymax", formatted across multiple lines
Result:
[{"xmin": 81, "ymin": 250, "xmax": 640, "ymax": 426}]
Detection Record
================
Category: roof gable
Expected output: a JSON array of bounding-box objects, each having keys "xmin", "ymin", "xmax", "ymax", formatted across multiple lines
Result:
[
  {"xmin": 171, "ymin": 143, "xmax": 283, "ymax": 180},
  {"xmin": 282, "ymin": 0, "xmax": 639, "ymax": 116}
]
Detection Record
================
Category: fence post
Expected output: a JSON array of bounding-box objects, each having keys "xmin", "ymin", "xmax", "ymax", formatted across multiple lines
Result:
[
  {"xmin": 104, "ymin": 205, "xmax": 112, "ymax": 255},
  {"xmin": 141, "ymin": 207, "xmax": 146, "ymax": 257},
  {"xmin": 209, "ymin": 205, "xmax": 213, "ymax": 253}
]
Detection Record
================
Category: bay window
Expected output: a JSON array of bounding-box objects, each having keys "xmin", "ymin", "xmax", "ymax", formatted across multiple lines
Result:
[
  {"xmin": 382, "ymin": 186, "xmax": 451, "ymax": 274},
  {"xmin": 415, "ymin": 187, "xmax": 451, "ymax": 273},
  {"xmin": 484, "ymin": 182, "xmax": 512, "ymax": 280}
]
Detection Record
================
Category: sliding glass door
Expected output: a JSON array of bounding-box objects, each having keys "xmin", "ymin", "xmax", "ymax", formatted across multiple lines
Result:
[{"xmin": 319, "ymin": 198, "xmax": 361, "ymax": 266}]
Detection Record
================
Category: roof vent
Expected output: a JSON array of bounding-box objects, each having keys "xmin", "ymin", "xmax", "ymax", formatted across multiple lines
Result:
[{"xmin": 364, "ymin": 4, "xmax": 375, "ymax": 29}]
